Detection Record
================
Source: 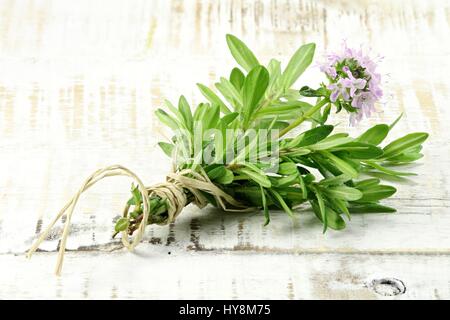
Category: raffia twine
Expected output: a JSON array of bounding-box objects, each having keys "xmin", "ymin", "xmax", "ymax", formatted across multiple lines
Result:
[{"xmin": 26, "ymin": 164, "xmax": 253, "ymax": 275}]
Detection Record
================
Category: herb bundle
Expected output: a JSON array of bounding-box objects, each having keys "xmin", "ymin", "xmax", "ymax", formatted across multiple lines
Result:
[{"xmin": 28, "ymin": 35, "xmax": 428, "ymax": 275}]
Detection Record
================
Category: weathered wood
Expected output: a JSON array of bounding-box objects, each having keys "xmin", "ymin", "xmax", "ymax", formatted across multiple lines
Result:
[
  {"xmin": 0, "ymin": 0, "xmax": 449, "ymax": 299},
  {"xmin": 1, "ymin": 251, "xmax": 449, "ymax": 299}
]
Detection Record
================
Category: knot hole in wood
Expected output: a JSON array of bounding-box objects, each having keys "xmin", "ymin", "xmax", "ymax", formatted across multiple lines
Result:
[{"xmin": 367, "ymin": 278, "xmax": 406, "ymax": 296}]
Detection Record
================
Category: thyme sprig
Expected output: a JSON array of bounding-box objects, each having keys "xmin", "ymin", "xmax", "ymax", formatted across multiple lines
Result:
[
  {"xmin": 116, "ymin": 34, "xmax": 428, "ymax": 234},
  {"xmin": 27, "ymin": 34, "xmax": 430, "ymax": 275}
]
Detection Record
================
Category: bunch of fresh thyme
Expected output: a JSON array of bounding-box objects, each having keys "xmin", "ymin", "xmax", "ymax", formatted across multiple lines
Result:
[
  {"xmin": 29, "ymin": 34, "xmax": 428, "ymax": 274},
  {"xmin": 117, "ymin": 34, "xmax": 428, "ymax": 234}
]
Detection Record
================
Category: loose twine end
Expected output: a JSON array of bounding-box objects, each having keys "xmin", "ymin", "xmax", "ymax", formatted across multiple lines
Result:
[{"xmin": 27, "ymin": 164, "xmax": 253, "ymax": 275}]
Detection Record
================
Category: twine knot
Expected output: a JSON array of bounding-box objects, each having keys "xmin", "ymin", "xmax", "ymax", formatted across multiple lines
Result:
[{"xmin": 26, "ymin": 164, "xmax": 253, "ymax": 275}]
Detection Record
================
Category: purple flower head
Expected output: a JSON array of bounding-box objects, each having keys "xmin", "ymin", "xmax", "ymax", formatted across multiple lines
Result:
[
  {"xmin": 340, "ymin": 67, "xmax": 367, "ymax": 96},
  {"xmin": 319, "ymin": 41, "xmax": 383, "ymax": 125},
  {"xmin": 351, "ymin": 91, "xmax": 376, "ymax": 113},
  {"xmin": 328, "ymin": 82, "xmax": 349, "ymax": 102}
]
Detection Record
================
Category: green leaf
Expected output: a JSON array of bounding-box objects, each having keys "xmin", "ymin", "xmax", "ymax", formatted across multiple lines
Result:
[
  {"xmin": 230, "ymin": 67, "xmax": 245, "ymax": 90},
  {"xmin": 237, "ymin": 167, "xmax": 271, "ymax": 188},
  {"xmin": 278, "ymin": 162, "xmax": 298, "ymax": 175},
  {"xmin": 389, "ymin": 113, "xmax": 403, "ymax": 130},
  {"xmin": 226, "ymin": 34, "xmax": 260, "ymax": 72},
  {"xmin": 272, "ymin": 174, "xmax": 298, "ymax": 187},
  {"xmin": 197, "ymin": 83, "xmax": 231, "ymax": 114},
  {"xmin": 315, "ymin": 190, "xmax": 327, "ymax": 232},
  {"xmin": 341, "ymin": 101, "xmax": 358, "ymax": 113},
  {"xmin": 281, "ymin": 43, "xmax": 315, "ymax": 89},
  {"xmin": 298, "ymin": 175, "xmax": 307, "ymax": 199},
  {"xmin": 233, "ymin": 132, "xmax": 260, "ymax": 163},
  {"xmin": 318, "ymin": 174, "xmax": 351, "ymax": 186},
  {"xmin": 364, "ymin": 161, "xmax": 416, "ymax": 176},
  {"xmin": 348, "ymin": 203, "xmax": 396, "ymax": 214},
  {"xmin": 216, "ymin": 169, "xmax": 234, "ymax": 184},
  {"xmin": 207, "ymin": 166, "xmax": 234, "ymax": 184},
  {"xmin": 308, "ymin": 134, "xmax": 353, "ymax": 151},
  {"xmin": 386, "ymin": 152, "xmax": 423, "ymax": 163},
  {"xmin": 206, "ymin": 165, "xmax": 226, "ymax": 180},
  {"xmin": 215, "ymin": 77, "xmax": 243, "ymax": 109},
  {"xmin": 127, "ymin": 198, "xmax": 136, "ymax": 206},
  {"xmin": 356, "ymin": 124, "xmax": 389, "ymax": 145},
  {"xmin": 163, "ymin": 99, "xmax": 184, "ymax": 123},
  {"xmin": 321, "ymin": 151, "xmax": 359, "ymax": 178},
  {"xmin": 131, "ymin": 185, "xmax": 142, "ymax": 204},
  {"xmin": 155, "ymin": 109, "xmax": 179, "ymax": 131},
  {"xmin": 325, "ymin": 207, "xmax": 346, "ymax": 230},
  {"xmin": 331, "ymin": 198, "xmax": 351, "ymax": 220},
  {"xmin": 220, "ymin": 112, "xmax": 239, "ymax": 127},
  {"xmin": 303, "ymin": 173, "xmax": 316, "ymax": 184},
  {"xmin": 127, "ymin": 184, "xmax": 143, "ymax": 205},
  {"xmin": 284, "ymin": 148, "xmax": 311, "ymax": 156},
  {"xmin": 260, "ymin": 186, "xmax": 270, "ymax": 226},
  {"xmin": 178, "ymin": 95, "xmax": 193, "ymax": 131},
  {"xmin": 354, "ymin": 178, "xmax": 380, "ymax": 189},
  {"xmin": 321, "ymin": 103, "xmax": 332, "ymax": 124},
  {"xmin": 267, "ymin": 59, "xmax": 282, "ymax": 94},
  {"xmin": 311, "ymin": 201, "xmax": 345, "ymax": 231},
  {"xmin": 129, "ymin": 210, "xmax": 140, "ymax": 219},
  {"xmin": 267, "ymin": 58, "xmax": 281, "ymax": 77},
  {"xmin": 242, "ymin": 66, "xmax": 269, "ymax": 124},
  {"xmin": 324, "ymin": 186, "xmax": 363, "ymax": 201},
  {"xmin": 286, "ymin": 125, "xmax": 333, "ymax": 148},
  {"xmin": 203, "ymin": 104, "xmax": 220, "ymax": 130},
  {"xmin": 152, "ymin": 198, "xmax": 168, "ymax": 216},
  {"xmin": 332, "ymin": 142, "xmax": 384, "ymax": 159},
  {"xmin": 158, "ymin": 142, "xmax": 174, "ymax": 158},
  {"xmin": 299, "ymin": 85, "xmax": 327, "ymax": 98},
  {"xmin": 269, "ymin": 189, "xmax": 293, "ymax": 217},
  {"xmin": 256, "ymin": 119, "xmax": 289, "ymax": 130},
  {"xmin": 257, "ymin": 101, "xmax": 312, "ymax": 116},
  {"xmin": 114, "ymin": 217, "xmax": 129, "ymax": 232},
  {"xmin": 382, "ymin": 132, "xmax": 429, "ymax": 159},
  {"xmin": 193, "ymin": 103, "xmax": 207, "ymax": 123},
  {"xmin": 357, "ymin": 185, "xmax": 397, "ymax": 202}
]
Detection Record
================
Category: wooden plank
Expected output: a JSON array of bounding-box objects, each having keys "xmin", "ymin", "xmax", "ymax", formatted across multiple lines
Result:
[
  {"xmin": 4, "ymin": 195, "xmax": 450, "ymax": 254},
  {"xmin": 0, "ymin": 0, "xmax": 449, "ymax": 299},
  {"xmin": 1, "ymin": 251, "xmax": 449, "ymax": 299}
]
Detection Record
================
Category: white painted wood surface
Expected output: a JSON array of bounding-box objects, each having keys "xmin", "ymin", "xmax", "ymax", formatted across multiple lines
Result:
[{"xmin": 0, "ymin": 0, "xmax": 449, "ymax": 299}]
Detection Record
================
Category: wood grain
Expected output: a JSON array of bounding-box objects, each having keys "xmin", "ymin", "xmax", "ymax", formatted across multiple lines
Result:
[
  {"xmin": 2, "ymin": 250, "xmax": 449, "ymax": 299},
  {"xmin": 0, "ymin": 0, "xmax": 449, "ymax": 299}
]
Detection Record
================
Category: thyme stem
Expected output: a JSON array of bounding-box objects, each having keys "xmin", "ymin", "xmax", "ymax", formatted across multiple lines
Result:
[{"xmin": 278, "ymin": 98, "xmax": 329, "ymax": 137}]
